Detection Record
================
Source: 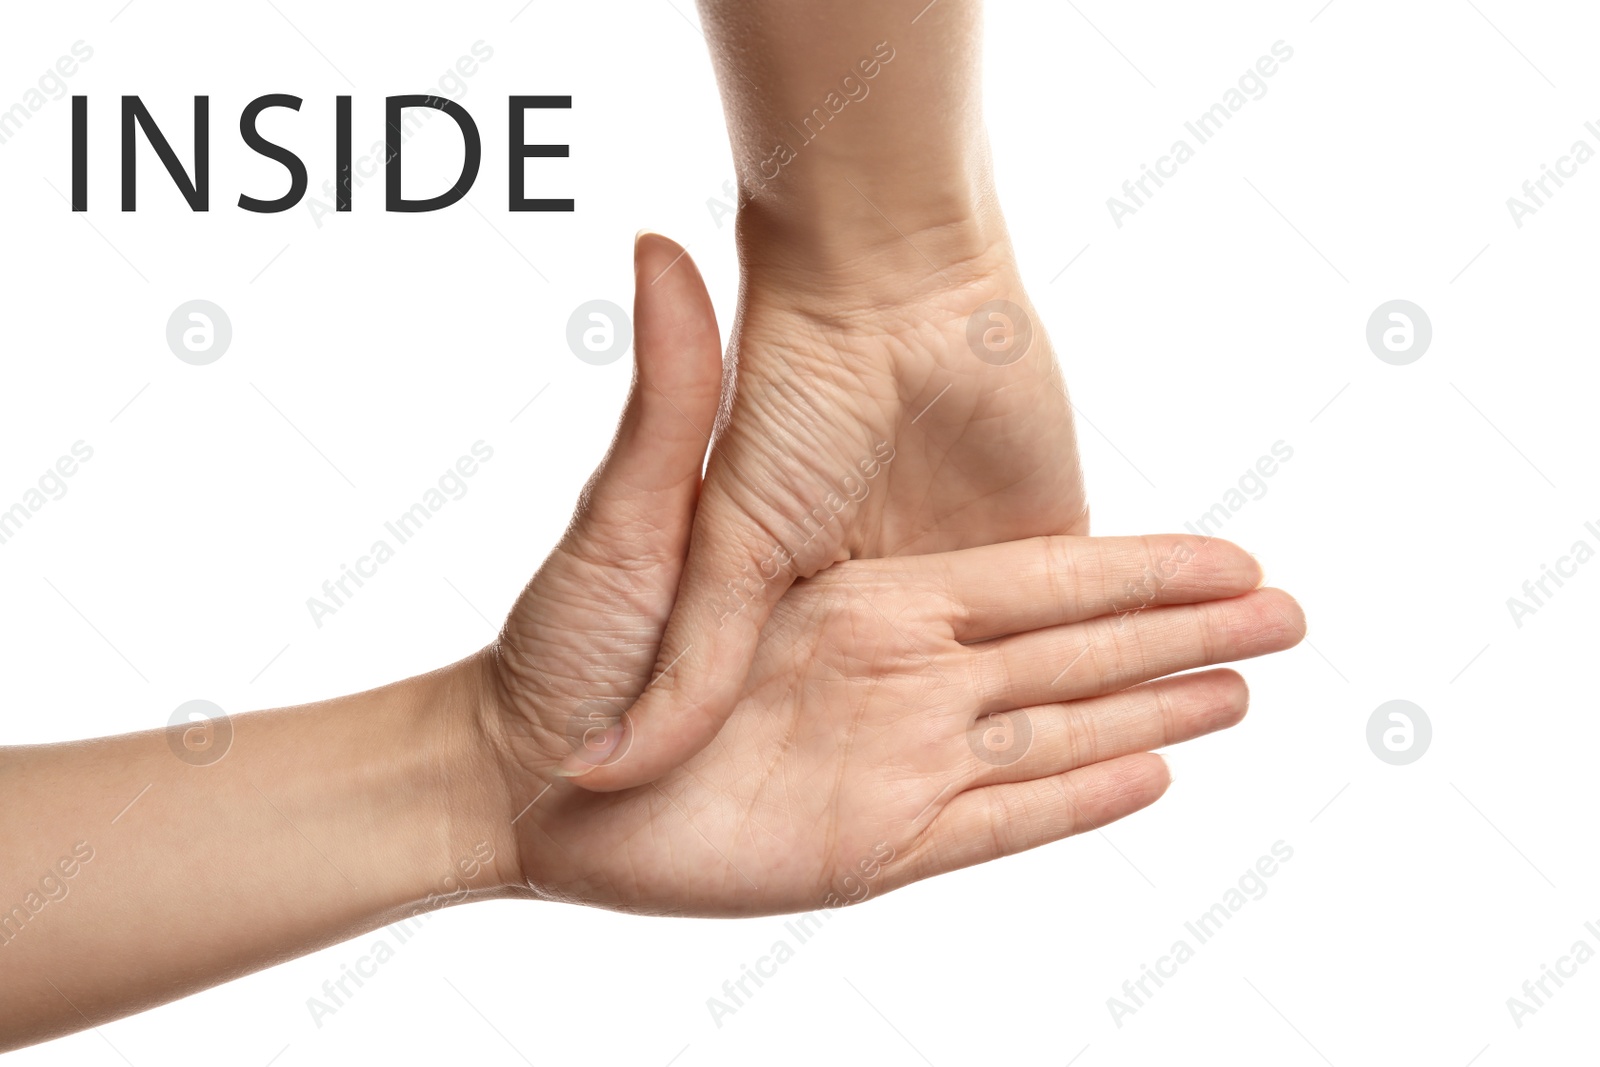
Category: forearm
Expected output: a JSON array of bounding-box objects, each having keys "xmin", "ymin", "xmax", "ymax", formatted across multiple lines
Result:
[
  {"xmin": 0, "ymin": 661, "xmax": 515, "ymax": 1051},
  {"xmin": 697, "ymin": 0, "xmax": 1010, "ymax": 283}
]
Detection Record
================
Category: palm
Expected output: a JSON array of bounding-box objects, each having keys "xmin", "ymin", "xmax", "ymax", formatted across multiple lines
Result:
[
  {"xmin": 485, "ymin": 234, "xmax": 1300, "ymax": 915},
  {"xmin": 509, "ymin": 561, "xmax": 963, "ymax": 915},
  {"xmin": 577, "ymin": 265, "xmax": 1097, "ymax": 790},
  {"xmin": 498, "ymin": 538, "xmax": 1299, "ymax": 917}
]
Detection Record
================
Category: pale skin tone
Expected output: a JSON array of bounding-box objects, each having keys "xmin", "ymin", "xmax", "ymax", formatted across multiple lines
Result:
[
  {"xmin": 0, "ymin": 235, "xmax": 1304, "ymax": 1050},
  {"xmin": 4, "ymin": 0, "xmax": 1311, "ymax": 1049},
  {"xmin": 572, "ymin": 0, "xmax": 1102, "ymax": 789}
]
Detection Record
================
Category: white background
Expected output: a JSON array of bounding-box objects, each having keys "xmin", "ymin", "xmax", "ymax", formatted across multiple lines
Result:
[{"xmin": 3, "ymin": 1, "xmax": 1598, "ymax": 1064}]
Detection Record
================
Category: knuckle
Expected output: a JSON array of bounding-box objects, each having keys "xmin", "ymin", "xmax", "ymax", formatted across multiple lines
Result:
[
  {"xmin": 1062, "ymin": 705, "xmax": 1098, "ymax": 767},
  {"xmin": 967, "ymin": 645, "xmax": 1007, "ymax": 706},
  {"xmin": 1151, "ymin": 681, "xmax": 1182, "ymax": 740}
]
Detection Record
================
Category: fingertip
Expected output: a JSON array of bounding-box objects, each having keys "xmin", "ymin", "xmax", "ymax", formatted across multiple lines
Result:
[
  {"xmin": 634, "ymin": 229, "xmax": 689, "ymax": 281},
  {"xmin": 1200, "ymin": 535, "xmax": 1264, "ymax": 591},
  {"xmin": 623, "ymin": 228, "xmax": 721, "ymax": 457},
  {"xmin": 1151, "ymin": 534, "xmax": 1263, "ymax": 599},
  {"xmin": 1101, "ymin": 751, "xmax": 1174, "ymax": 818},
  {"xmin": 1254, "ymin": 587, "xmax": 1307, "ymax": 646},
  {"xmin": 569, "ymin": 584, "xmax": 775, "ymax": 792},
  {"xmin": 561, "ymin": 751, "xmax": 636, "ymax": 792},
  {"xmin": 554, "ymin": 719, "xmax": 627, "ymax": 781},
  {"xmin": 1155, "ymin": 751, "xmax": 1176, "ymax": 789},
  {"xmin": 1210, "ymin": 667, "xmax": 1251, "ymax": 726},
  {"xmin": 1166, "ymin": 667, "xmax": 1251, "ymax": 735}
]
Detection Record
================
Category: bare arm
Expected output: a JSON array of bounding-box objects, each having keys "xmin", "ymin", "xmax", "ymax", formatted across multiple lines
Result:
[
  {"xmin": 0, "ymin": 667, "xmax": 512, "ymax": 1050},
  {"xmin": 697, "ymin": 0, "xmax": 1008, "ymax": 287},
  {"xmin": 0, "ymin": 237, "xmax": 1302, "ymax": 1054}
]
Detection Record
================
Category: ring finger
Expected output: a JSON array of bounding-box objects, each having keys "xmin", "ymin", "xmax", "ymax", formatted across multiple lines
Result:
[{"xmin": 964, "ymin": 668, "xmax": 1250, "ymax": 785}]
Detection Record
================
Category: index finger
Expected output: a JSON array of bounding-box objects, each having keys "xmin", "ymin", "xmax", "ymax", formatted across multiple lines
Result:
[{"xmin": 925, "ymin": 534, "xmax": 1264, "ymax": 643}]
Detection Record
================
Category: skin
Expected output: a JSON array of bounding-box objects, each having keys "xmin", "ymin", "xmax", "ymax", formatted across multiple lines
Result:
[
  {"xmin": 0, "ymin": 236, "xmax": 1304, "ymax": 1050},
  {"xmin": 494, "ymin": 237, "xmax": 1303, "ymax": 913},
  {"xmin": 572, "ymin": 0, "xmax": 1099, "ymax": 789},
  {"xmin": 497, "ymin": 532, "xmax": 1301, "ymax": 916}
]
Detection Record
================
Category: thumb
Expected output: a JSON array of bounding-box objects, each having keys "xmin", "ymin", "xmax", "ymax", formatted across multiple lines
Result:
[
  {"xmin": 559, "ymin": 465, "xmax": 800, "ymax": 790},
  {"xmin": 561, "ymin": 231, "xmax": 722, "ymax": 565}
]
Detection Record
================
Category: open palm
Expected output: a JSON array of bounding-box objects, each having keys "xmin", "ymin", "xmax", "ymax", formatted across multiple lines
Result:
[
  {"xmin": 572, "ymin": 249, "xmax": 1097, "ymax": 788},
  {"xmin": 479, "ymin": 234, "xmax": 1302, "ymax": 915},
  {"xmin": 496, "ymin": 535, "xmax": 1298, "ymax": 916}
]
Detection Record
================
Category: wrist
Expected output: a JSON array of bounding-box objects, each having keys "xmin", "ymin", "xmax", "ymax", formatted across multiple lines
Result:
[
  {"xmin": 369, "ymin": 660, "xmax": 524, "ymax": 912},
  {"xmin": 733, "ymin": 162, "xmax": 1018, "ymax": 306}
]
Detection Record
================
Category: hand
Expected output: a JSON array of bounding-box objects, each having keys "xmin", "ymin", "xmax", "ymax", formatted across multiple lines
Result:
[
  {"xmin": 477, "ymin": 233, "xmax": 1305, "ymax": 914},
  {"xmin": 0, "ymin": 232, "xmax": 1301, "ymax": 1049},
  {"xmin": 484, "ymin": 532, "xmax": 1300, "ymax": 915},
  {"xmin": 568, "ymin": 228, "xmax": 1094, "ymax": 788}
]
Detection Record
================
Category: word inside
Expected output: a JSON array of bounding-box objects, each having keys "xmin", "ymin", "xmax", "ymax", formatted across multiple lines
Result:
[{"xmin": 70, "ymin": 93, "xmax": 570, "ymax": 212}]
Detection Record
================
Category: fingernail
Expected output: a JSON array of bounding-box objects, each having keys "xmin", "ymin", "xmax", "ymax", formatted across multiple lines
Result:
[
  {"xmin": 555, "ymin": 719, "xmax": 624, "ymax": 777},
  {"xmin": 1249, "ymin": 553, "xmax": 1266, "ymax": 588},
  {"xmin": 1158, "ymin": 751, "xmax": 1178, "ymax": 785}
]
